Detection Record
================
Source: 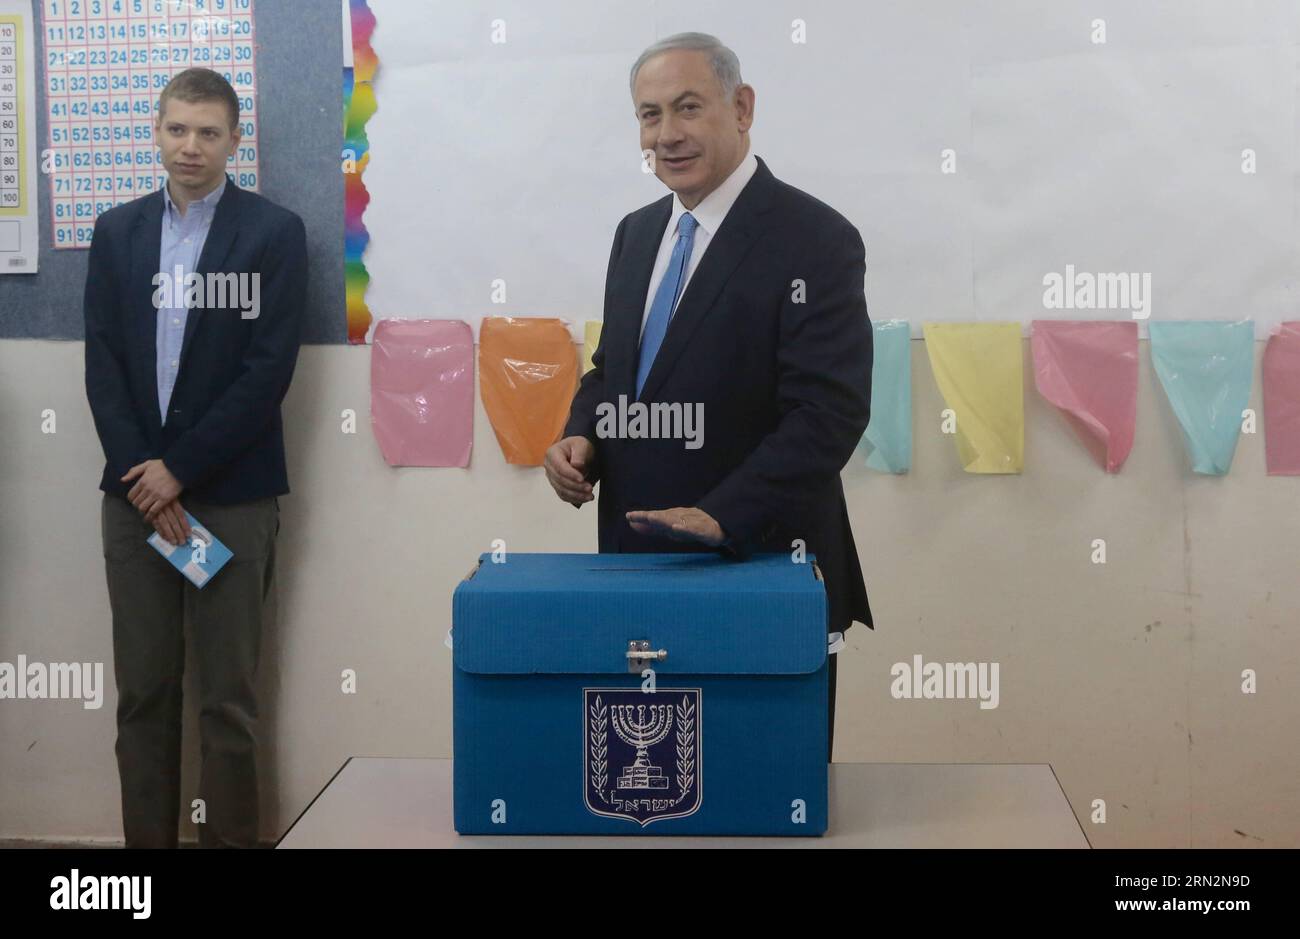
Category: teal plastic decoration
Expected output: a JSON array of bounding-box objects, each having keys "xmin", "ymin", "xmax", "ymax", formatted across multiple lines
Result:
[
  {"xmin": 1149, "ymin": 321, "xmax": 1254, "ymax": 475},
  {"xmin": 861, "ymin": 320, "xmax": 912, "ymax": 474}
]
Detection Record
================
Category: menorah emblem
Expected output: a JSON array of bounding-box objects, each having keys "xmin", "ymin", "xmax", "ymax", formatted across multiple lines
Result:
[
  {"xmin": 585, "ymin": 688, "xmax": 702, "ymax": 826},
  {"xmin": 611, "ymin": 703, "xmax": 674, "ymax": 789}
]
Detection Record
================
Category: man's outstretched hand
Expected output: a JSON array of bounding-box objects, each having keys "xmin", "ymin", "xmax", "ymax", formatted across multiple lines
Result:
[
  {"xmin": 626, "ymin": 507, "xmax": 726, "ymax": 548},
  {"xmin": 545, "ymin": 436, "xmax": 596, "ymax": 507},
  {"xmin": 545, "ymin": 436, "xmax": 726, "ymax": 547}
]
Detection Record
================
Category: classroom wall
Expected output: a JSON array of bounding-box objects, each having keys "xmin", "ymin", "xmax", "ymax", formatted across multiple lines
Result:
[
  {"xmin": 1, "ymin": 336, "xmax": 1296, "ymax": 847},
  {"xmin": 2, "ymin": 0, "xmax": 1298, "ymax": 848}
]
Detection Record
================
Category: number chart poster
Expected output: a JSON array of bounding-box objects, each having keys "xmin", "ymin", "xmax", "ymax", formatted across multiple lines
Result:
[{"xmin": 40, "ymin": 0, "xmax": 259, "ymax": 249}]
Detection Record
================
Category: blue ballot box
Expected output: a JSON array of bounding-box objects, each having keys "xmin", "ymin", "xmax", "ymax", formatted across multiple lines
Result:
[{"xmin": 452, "ymin": 552, "xmax": 829, "ymax": 835}]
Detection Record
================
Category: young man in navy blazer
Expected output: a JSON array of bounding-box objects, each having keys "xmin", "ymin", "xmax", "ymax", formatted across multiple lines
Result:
[
  {"xmin": 546, "ymin": 34, "xmax": 874, "ymax": 761},
  {"xmin": 85, "ymin": 68, "xmax": 307, "ymax": 847}
]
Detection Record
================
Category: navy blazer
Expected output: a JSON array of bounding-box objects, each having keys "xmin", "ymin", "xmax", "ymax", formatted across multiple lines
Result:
[
  {"xmin": 84, "ymin": 178, "xmax": 307, "ymax": 504},
  {"xmin": 565, "ymin": 156, "xmax": 874, "ymax": 632}
]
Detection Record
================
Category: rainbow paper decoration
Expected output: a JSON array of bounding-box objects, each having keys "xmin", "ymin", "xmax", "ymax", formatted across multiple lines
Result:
[{"xmin": 344, "ymin": 0, "xmax": 378, "ymax": 344}]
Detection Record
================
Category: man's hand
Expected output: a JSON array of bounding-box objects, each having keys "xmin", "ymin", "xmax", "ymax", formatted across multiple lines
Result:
[
  {"xmin": 150, "ymin": 499, "xmax": 193, "ymax": 548},
  {"xmin": 626, "ymin": 507, "xmax": 726, "ymax": 547},
  {"xmin": 122, "ymin": 460, "xmax": 184, "ymax": 519},
  {"xmin": 545, "ymin": 436, "xmax": 596, "ymax": 507}
]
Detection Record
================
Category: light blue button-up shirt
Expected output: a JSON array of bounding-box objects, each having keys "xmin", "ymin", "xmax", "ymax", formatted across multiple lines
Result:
[{"xmin": 156, "ymin": 175, "xmax": 226, "ymax": 424}]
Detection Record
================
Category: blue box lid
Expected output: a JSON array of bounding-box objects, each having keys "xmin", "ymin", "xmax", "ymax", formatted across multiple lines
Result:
[{"xmin": 453, "ymin": 553, "xmax": 828, "ymax": 677}]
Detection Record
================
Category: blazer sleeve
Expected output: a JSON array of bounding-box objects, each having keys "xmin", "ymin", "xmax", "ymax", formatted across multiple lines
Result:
[
  {"xmin": 562, "ymin": 214, "xmax": 627, "ymax": 456},
  {"xmin": 697, "ymin": 219, "xmax": 873, "ymax": 552},
  {"xmin": 84, "ymin": 213, "xmax": 154, "ymax": 481},
  {"xmin": 161, "ymin": 212, "xmax": 308, "ymax": 490}
]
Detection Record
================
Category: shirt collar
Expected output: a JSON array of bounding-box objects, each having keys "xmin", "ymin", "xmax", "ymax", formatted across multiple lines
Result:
[
  {"xmin": 667, "ymin": 150, "xmax": 758, "ymax": 240},
  {"xmin": 163, "ymin": 174, "xmax": 228, "ymax": 222}
]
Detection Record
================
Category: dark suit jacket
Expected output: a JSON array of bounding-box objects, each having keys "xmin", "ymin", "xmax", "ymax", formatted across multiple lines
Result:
[
  {"xmin": 84, "ymin": 178, "xmax": 307, "ymax": 504},
  {"xmin": 564, "ymin": 155, "xmax": 874, "ymax": 632}
]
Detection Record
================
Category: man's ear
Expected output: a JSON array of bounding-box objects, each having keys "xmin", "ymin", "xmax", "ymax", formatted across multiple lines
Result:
[{"xmin": 734, "ymin": 84, "xmax": 755, "ymax": 133}]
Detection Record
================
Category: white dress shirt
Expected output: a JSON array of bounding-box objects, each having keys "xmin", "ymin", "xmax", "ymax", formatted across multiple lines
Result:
[{"xmin": 639, "ymin": 150, "xmax": 759, "ymax": 340}]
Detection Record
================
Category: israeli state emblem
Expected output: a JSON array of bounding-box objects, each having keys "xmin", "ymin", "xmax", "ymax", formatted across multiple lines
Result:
[{"xmin": 584, "ymin": 688, "xmax": 702, "ymax": 826}]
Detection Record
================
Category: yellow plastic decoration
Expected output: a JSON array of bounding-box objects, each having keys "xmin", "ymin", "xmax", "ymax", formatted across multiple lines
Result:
[
  {"xmin": 583, "ymin": 321, "xmax": 603, "ymax": 375},
  {"xmin": 922, "ymin": 322, "xmax": 1024, "ymax": 474}
]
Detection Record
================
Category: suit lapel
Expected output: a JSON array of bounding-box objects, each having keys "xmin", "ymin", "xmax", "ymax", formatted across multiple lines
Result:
[
  {"xmin": 129, "ymin": 190, "xmax": 165, "ymax": 430},
  {"xmin": 610, "ymin": 197, "xmax": 671, "ymax": 400},
  {"xmin": 178, "ymin": 178, "xmax": 241, "ymax": 372},
  {"xmin": 636, "ymin": 156, "xmax": 778, "ymax": 403}
]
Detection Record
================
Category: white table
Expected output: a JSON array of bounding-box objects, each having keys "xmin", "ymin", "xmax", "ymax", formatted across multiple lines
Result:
[{"xmin": 277, "ymin": 758, "xmax": 1090, "ymax": 848}]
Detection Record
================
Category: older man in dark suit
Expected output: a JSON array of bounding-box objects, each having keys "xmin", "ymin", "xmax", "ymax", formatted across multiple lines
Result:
[{"xmin": 545, "ymin": 33, "xmax": 873, "ymax": 760}]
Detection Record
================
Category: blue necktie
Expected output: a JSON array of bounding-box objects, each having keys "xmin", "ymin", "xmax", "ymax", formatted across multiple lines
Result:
[{"xmin": 636, "ymin": 212, "xmax": 698, "ymax": 398}]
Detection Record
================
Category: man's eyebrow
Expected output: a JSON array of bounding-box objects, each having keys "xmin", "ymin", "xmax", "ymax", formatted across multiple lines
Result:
[{"xmin": 639, "ymin": 90, "xmax": 703, "ymax": 112}]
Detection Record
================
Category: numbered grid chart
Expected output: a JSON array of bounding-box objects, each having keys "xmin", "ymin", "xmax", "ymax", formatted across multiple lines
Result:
[
  {"xmin": 1, "ymin": 17, "xmax": 21, "ymax": 211},
  {"xmin": 41, "ymin": 0, "xmax": 259, "ymax": 249}
]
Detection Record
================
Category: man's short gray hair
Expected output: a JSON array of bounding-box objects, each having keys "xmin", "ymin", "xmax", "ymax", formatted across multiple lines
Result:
[{"xmin": 629, "ymin": 32, "xmax": 743, "ymax": 99}]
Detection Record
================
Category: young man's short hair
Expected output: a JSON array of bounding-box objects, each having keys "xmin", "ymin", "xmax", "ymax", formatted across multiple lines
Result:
[{"xmin": 157, "ymin": 68, "xmax": 240, "ymax": 131}]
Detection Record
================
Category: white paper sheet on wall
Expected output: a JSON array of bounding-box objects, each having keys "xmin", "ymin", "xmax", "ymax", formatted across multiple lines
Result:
[
  {"xmin": 0, "ymin": 0, "xmax": 39, "ymax": 274},
  {"xmin": 342, "ymin": 0, "xmax": 351, "ymax": 69},
  {"xmin": 970, "ymin": 46, "xmax": 1296, "ymax": 337},
  {"xmin": 364, "ymin": 0, "xmax": 1300, "ymax": 339}
]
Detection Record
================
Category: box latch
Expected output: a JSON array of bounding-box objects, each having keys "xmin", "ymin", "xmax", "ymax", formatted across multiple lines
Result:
[{"xmin": 626, "ymin": 640, "xmax": 667, "ymax": 673}]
